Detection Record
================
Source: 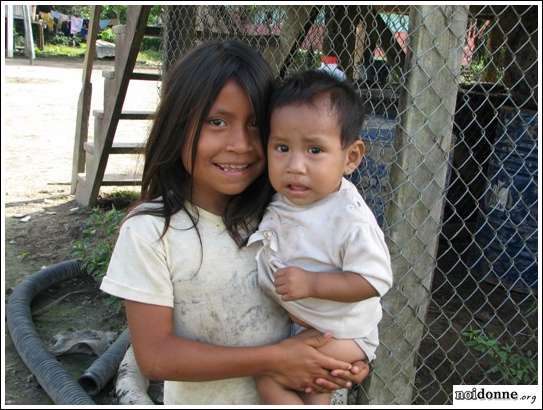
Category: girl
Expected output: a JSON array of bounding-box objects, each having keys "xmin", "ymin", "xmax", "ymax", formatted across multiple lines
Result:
[{"xmin": 100, "ymin": 40, "xmax": 368, "ymax": 404}]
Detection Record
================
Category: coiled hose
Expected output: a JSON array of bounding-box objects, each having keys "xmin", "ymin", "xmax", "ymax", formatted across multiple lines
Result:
[{"xmin": 6, "ymin": 260, "xmax": 130, "ymax": 404}]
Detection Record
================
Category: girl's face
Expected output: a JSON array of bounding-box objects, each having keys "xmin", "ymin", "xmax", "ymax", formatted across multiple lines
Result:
[{"xmin": 182, "ymin": 80, "xmax": 265, "ymax": 215}]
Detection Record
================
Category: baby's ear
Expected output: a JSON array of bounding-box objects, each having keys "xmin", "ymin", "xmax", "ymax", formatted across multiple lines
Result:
[{"xmin": 343, "ymin": 140, "xmax": 365, "ymax": 176}]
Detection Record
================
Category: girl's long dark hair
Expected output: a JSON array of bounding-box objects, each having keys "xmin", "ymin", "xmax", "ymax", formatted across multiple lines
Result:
[{"xmin": 129, "ymin": 40, "xmax": 274, "ymax": 247}]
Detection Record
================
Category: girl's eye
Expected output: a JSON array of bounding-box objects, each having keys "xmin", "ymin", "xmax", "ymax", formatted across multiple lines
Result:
[
  {"xmin": 208, "ymin": 118, "xmax": 226, "ymax": 127},
  {"xmin": 275, "ymin": 144, "xmax": 289, "ymax": 153},
  {"xmin": 308, "ymin": 146, "xmax": 322, "ymax": 154},
  {"xmin": 248, "ymin": 119, "xmax": 258, "ymax": 128}
]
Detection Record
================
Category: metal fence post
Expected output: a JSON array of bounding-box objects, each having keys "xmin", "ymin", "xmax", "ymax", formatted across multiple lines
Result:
[{"xmin": 366, "ymin": 5, "xmax": 469, "ymax": 404}]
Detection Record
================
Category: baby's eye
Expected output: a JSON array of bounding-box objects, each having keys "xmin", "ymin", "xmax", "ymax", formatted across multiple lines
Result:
[
  {"xmin": 275, "ymin": 144, "xmax": 289, "ymax": 153},
  {"xmin": 208, "ymin": 118, "xmax": 226, "ymax": 127},
  {"xmin": 308, "ymin": 146, "xmax": 322, "ymax": 154}
]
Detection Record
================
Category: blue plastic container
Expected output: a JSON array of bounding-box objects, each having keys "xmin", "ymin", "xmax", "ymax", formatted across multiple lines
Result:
[
  {"xmin": 349, "ymin": 115, "xmax": 397, "ymax": 227},
  {"xmin": 478, "ymin": 107, "xmax": 538, "ymax": 291}
]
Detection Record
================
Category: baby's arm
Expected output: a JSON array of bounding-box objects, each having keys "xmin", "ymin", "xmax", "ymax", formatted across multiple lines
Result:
[{"xmin": 274, "ymin": 267, "xmax": 378, "ymax": 302}]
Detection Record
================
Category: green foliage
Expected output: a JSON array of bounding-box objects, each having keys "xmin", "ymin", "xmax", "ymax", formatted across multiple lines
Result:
[
  {"xmin": 49, "ymin": 33, "xmax": 81, "ymax": 47},
  {"xmin": 100, "ymin": 5, "xmax": 127, "ymax": 24},
  {"xmin": 106, "ymin": 189, "xmax": 140, "ymax": 201},
  {"xmin": 53, "ymin": 5, "xmax": 90, "ymax": 19},
  {"xmin": 463, "ymin": 328, "xmax": 538, "ymax": 384},
  {"xmin": 141, "ymin": 36, "xmax": 161, "ymax": 51},
  {"xmin": 98, "ymin": 27, "xmax": 116, "ymax": 43},
  {"xmin": 72, "ymin": 207, "xmax": 126, "ymax": 282}
]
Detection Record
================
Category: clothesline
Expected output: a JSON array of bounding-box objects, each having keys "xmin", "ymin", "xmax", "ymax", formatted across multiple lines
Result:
[{"xmin": 36, "ymin": 10, "xmax": 116, "ymax": 38}]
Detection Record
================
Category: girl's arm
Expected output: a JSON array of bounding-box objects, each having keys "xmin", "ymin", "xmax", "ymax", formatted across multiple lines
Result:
[
  {"xmin": 274, "ymin": 267, "xmax": 378, "ymax": 302},
  {"xmin": 125, "ymin": 300, "xmax": 353, "ymax": 392}
]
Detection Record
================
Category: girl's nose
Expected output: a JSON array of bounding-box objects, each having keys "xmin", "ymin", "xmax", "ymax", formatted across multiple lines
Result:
[{"xmin": 226, "ymin": 125, "xmax": 254, "ymax": 153}]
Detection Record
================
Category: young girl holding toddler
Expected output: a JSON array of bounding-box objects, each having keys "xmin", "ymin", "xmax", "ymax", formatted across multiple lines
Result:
[{"xmin": 100, "ymin": 40, "xmax": 368, "ymax": 405}]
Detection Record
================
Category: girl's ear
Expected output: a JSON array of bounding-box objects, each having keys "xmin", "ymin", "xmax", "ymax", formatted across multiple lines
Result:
[{"xmin": 343, "ymin": 140, "xmax": 365, "ymax": 176}]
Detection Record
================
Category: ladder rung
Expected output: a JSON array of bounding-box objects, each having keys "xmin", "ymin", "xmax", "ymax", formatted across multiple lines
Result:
[
  {"xmin": 78, "ymin": 173, "xmax": 142, "ymax": 186},
  {"xmin": 84, "ymin": 142, "xmax": 145, "ymax": 155},
  {"xmin": 130, "ymin": 72, "xmax": 161, "ymax": 81},
  {"xmin": 144, "ymin": 26, "xmax": 162, "ymax": 37},
  {"xmin": 93, "ymin": 110, "xmax": 155, "ymax": 120}
]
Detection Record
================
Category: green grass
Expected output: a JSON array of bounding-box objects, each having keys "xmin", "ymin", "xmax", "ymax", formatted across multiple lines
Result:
[
  {"xmin": 35, "ymin": 43, "xmax": 87, "ymax": 58},
  {"xmin": 136, "ymin": 49, "xmax": 161, "ymax": 66},
  {"xmin": 33, "ymin": 43, "xmax": 161, "ymax": 66}
]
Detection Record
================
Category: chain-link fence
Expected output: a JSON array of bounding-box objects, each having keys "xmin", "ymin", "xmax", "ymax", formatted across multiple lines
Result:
[{"xmin": 157, "ymin": 4, "xmax": 538, "ymax": 405}]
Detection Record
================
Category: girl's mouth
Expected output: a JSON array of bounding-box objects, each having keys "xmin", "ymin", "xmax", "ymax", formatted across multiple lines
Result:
[{"xmin": 214, "ymin": 163, "xmax": 251, "ymax": 175}]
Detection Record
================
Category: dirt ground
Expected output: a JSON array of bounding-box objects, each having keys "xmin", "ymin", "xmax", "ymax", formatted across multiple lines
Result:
[{"xmin": 3, "ymin": 56, "xmax": 160, "ymax": 405}]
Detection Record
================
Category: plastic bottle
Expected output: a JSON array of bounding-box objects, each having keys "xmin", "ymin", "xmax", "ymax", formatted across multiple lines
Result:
[{"xmin": 318, "ymin": 55, "xmax": 347, "ymax": 81}]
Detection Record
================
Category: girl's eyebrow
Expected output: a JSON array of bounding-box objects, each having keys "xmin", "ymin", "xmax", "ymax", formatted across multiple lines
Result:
[
  {"xmin": 207, "ymin": 109, "xmax": 256, "ymax": 120},
  {"xmin": 207, "ymin": 109, "xmax": 234, "ymax": 117}
]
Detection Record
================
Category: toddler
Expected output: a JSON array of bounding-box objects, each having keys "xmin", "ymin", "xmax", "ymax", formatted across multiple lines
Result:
[{"xmin": 249, "ymin": 70, "xmax": 393, "ymax": 404}]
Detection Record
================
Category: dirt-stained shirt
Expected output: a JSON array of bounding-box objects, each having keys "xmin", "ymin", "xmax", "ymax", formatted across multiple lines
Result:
[{"xmin": 101, "ymin": 202, "xmax": 290, "ymax": 404}]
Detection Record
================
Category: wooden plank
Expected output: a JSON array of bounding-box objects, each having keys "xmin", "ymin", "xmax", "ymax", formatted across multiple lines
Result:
[
  {"xmin": 130, "ymin": 71, "xmax": 161, "ymax": 81},
  {"xmin": 70, "ymin": 5, "xmax": 102, "ymax": 194},
  {"xmin": 76, "ymin": 6, "xmax": 152, "ymax": 207},
  {"xmin": 84, "ymin": 142, "xmax": 145, "ymax": 155},
  {"xmin": 92, "ymin": 109, "xmax": 155, "ymax": 120},
  {"xmin": 22, "ymin": 5, "xmax": 35, "ymax": 63},
  {"xmin": 364, "ymin": 5, "xmax": 469, "ymax": 404},
  {"xmin": 144, "ymin": 25, "xmax": 162, "ymax": 37}
]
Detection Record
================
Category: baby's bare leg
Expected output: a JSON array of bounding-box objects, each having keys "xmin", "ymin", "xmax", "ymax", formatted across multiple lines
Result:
[
  {"xmin": 256, "ymin": 376, "xmax": 304, "ymax": 405},
  {"xmin": 302, "ymin": 338, "xmax": 366, "ymax": 405}
]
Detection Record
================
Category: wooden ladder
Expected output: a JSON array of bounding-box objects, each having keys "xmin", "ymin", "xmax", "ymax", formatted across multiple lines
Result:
[{"xmin": 72, "ymin": 5, "xmax": 162, "ymax": 206}]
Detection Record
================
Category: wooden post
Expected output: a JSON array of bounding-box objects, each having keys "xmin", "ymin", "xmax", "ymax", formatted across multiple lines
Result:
[
  {"xmin": 22, "ymin": 5, "xmax": 35, "ymax": 63},
  {"xmin": 71, "ymin": 6, "xmax": 102, "ymax": 194},
  {"xmin": 364, "ymin": 5, "xmax": 468, "ymax": 404},
  {"xmin": 262, "ymin": 5, "xmax": 319, "ymax": 77},
  {"xmin": 37, "ymin": 20, "xmax": 45, "ymax": 50},
  {"xmin": 7, "ymin": 5, "xmax": 14, "ymax": 58}
]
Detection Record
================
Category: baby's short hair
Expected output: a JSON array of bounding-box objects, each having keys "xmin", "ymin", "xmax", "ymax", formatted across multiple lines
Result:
[{"xmin": 269, "ymin": 70, "xmax": 365, "ymax": 147}]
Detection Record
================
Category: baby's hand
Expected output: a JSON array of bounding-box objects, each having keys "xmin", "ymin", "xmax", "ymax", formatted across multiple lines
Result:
[{"xmin": 274, "ymin": 266, "xmax": 314, "ymax": 301}]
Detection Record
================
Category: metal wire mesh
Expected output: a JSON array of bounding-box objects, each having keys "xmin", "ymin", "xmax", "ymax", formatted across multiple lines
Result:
[{"xmin": 156, "ymin": 5, "xmax": 538, "ymax": 404}]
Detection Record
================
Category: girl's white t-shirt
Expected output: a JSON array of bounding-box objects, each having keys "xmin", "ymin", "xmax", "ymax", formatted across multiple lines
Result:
[{"xmin": 100, "ymin": 202, "xmax": 290, "ymax": 404}]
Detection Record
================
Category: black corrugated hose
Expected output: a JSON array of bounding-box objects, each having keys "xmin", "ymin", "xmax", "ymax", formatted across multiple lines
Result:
[
  {"xmin": 79, "ymin": 328, "xmax": 131, "ymax": 396},
  {"xmin": 6, "ymin": 259, "xmax": 130, "ymax": 404}
]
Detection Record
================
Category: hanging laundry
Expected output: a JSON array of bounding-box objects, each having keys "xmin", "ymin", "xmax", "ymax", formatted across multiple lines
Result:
[
  {"xmin": 70, "ymin": 16, "xmax": 83, "ymax": 35},
  {"xmin": 61, "ymin": 20, "xmax": 71, "ymax": 36},
  {"xmin": 39, "ymin": 12, "xmax": 54, "ymax": 31},
  {"xmin": 99, "ymin": 19, "xmax": 111, "ymax": 30}
]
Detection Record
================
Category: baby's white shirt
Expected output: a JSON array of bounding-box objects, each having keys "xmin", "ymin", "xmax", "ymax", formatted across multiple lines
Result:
[{"xmin": 248, "ymin": 178, "xmax": 393, "ymax": 344}]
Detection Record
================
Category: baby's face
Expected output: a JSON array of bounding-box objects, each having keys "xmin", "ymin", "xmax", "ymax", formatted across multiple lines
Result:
[{"xmin": 268, "ymin": 96, "xmax": 353, "ymax": 206}]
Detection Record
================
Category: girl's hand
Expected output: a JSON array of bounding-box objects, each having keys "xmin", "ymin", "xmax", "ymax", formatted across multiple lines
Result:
[
  {"xmin": 274, "ymin": 266, "xmax": 314, "ymax": 300},
  {"xmin": 309, "ymin": 360, "xmax": 371, "ymax": 393},
  {"xmin": 268, "ymin": 330, "xmax": 352, "ymax": 392}
]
